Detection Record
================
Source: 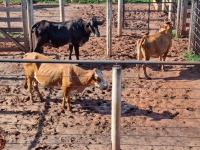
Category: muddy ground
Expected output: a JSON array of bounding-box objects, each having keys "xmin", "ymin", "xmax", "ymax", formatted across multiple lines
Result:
[{"xmin": 0, "ymin": 2, "xmax": 200, "ymax": 150}]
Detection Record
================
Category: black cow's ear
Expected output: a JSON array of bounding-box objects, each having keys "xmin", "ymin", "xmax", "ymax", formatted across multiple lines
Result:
[
  {"xmin": 97, "ymin": 19, "xmax": 106, "ymax": 26},
  {"xmin": 91, "ymin": 16, "xmax": 97, "ymax": 21}
]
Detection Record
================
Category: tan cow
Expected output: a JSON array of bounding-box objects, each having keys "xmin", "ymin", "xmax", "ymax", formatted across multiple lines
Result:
[
  {"xmin": 136, "ymin": 22, "xmax": 173, "ymax": 79},
  {"xmin": 23, "ymin": 52, "xmax": 108, "ymax": 112}
]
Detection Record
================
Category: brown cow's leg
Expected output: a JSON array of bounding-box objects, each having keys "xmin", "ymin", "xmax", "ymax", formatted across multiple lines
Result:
[
  {"xmin": 161, "ymin": 51, "xmax": 169, "ymax": 71},
  {"xmin": 158, "ymin": 56, "xmax": 162, "ymax": 70}
]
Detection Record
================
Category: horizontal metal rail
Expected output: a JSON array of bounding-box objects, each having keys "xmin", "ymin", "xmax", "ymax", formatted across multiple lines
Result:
[{"xmin": 0, "ymin": 59, "xmax": 200, "ymax": 65}]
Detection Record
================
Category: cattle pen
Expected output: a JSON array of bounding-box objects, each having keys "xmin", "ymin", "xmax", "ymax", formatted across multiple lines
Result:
[
  {"xmin": 0, "ymin": 57, "xmax": 200, "ymax": 150},
  {"xmin": 1, "ymin": 0, "xmax": 200, "ymax": 150}
]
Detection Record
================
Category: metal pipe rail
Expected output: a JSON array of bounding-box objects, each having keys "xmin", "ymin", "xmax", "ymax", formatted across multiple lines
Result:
[{"xmin": 0, "ymin": 59, "xmax": 200, "ymax": 65}]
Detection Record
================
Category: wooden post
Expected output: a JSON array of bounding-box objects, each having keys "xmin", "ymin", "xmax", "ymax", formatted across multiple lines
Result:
[
  {"xmin": 168, "ymin": 0, "xmax": 172, "ymax": 21},
  {"xmin": 188, "ymin": 0, "xmax": 195, "ymax": 50},
  {"xmin": 117, "ymin": 0, "xmax": 123, "ymax": 36},
  {"xmin": 21, "ymin": 0, "xmax": 30, "ymax": 52},
  {"xmin": 27, "ymin": 0, "xmax": 34, "ymax": 52},
  {"xmin": 3, "ymin": 0, "xmax": 10, "ymax": 28},
  {"xmin": 162, "ymin": 0, "xmax": 166, "ymax": 11},
  {"xmin": 180, "ymin": 0, "xmax": 188, "ymax": 36},
  {"xmin": 176, "ymin": 0, "xmax": 181, "ymax": 37},
  {"xmin": 107, "ymin": 0, "xmax": 112, "ymax": 57},
  {"xmin": 111, "ymin": 65, "xmax": 121, "ymax": 150},
  {"xmin": 59, "ymin": 0, "xmax": 65, "ymax": 22}
]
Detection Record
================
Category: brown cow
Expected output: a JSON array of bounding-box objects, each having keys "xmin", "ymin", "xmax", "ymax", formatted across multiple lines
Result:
[
  {"xmin": 136, "ymin": 22, "xmax": 173, "ymax": 79},
  {"xmin": 23, "ymin": 52, "xmax": 108, "ymax": 112}
]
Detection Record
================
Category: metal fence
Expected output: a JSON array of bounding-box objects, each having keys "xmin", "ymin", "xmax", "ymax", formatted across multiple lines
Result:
[
  {"xmin": 122, "ymin": 1, "xmax": 177, "ymax": 33},
  {"xmin": 0, "ymin": 58, "xmax": 200, "ymax": 149},
  {"xmin": 189, "ymin": 0, "xmax": 200, "ymax": 54}
]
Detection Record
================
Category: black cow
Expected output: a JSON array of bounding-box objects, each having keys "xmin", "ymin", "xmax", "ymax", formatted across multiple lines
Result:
[{"xmin": 31, "ymin": 16, "xmax": 100, "ymax": 60}]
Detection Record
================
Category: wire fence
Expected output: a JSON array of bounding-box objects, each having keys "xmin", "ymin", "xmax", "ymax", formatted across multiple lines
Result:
[
  {"xmin": 123, "ymin": 1, "xmax": 177, "ymax": 33},
  {"xmin": 0, "ymin": 59, "xmax": 200, "ymax": 149},
  {"xmin": 189, "ymin": 2, "xmax": 200, "ymax": 54}
]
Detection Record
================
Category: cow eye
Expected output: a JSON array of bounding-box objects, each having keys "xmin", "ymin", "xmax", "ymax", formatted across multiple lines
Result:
[{"xmin": 96, "ymin": 77, "xmax": 101, "ymax": 83}]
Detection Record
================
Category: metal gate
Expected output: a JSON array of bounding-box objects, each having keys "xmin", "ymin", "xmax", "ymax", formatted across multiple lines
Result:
[
  {"xmin": 0, "ymin": 0, "xmax": 29, "ymax": 52},
  {"xmin": 122, "ymin": 0, "xmax": 177, "ymax": 34}
]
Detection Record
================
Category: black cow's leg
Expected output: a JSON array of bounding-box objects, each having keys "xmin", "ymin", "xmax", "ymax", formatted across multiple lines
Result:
[
  {"xmin": 69, "ymin": 45, "xmax": 73, "ymax": 60},
  {"xmin": 74, "ymin": 45, "xmax": 79, "ymax": 60}
]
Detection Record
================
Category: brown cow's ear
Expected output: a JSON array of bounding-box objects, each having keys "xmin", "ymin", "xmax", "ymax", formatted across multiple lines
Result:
[{"xmin": 165, "ymin": 21, "xmax": 171, "ymax": 25}]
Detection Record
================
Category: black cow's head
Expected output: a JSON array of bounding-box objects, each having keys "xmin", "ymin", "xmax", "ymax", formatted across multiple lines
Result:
[{"xmin": 86, "ymin": 16, "xmax": 100, "ymax": 37}]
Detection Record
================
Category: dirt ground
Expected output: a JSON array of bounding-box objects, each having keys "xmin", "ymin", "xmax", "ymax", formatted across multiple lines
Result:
[{"xmin": 0, "ymin": 2, "xmax": 200, "ymax": 150}]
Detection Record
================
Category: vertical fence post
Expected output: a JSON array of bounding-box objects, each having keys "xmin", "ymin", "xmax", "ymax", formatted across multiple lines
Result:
[
  {"xmin": 111, "ymin": 65, "xmax": 121, "ymax": 150},
  {"xmin": 176, "ymin": 0, "xmax": 181, "ymax": 37},
  {"xmin": 21, "ymin": 0, "xmax": 29, "ymax": 52},
  {"xmin": 27, "ymin": 0, "xmax": 34, "ymax": 52},
  {"xmin": 168, "ymin": 0, "xmax": 172, "ymax": 21},
  {"xmin": 188, "ymin": 0, "xmax": 195, "ymax": 50},
  {"xmin": 59, "ymin": 0, "xmax": 65, "ymax": 22},
  {"xmin": 162, "ymin": 0, "xmax": 166, "ymax": 11},
  {"xmin": 107, "ymin": 0, "xmax": 112, "ymax": 57},
  {"xmin": 180, "ymin": 0, "xmax": 188, "ymax": 36},
  {"xmin": 3, "ymin": 0, "xmax": 10, "ymax": 28},
  {"xmin": 117, "ymin": 0, "xmax": 123, "ymax": 36}
]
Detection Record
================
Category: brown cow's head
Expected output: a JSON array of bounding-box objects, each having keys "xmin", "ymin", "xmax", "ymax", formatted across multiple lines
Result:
[{"xmin": 159, "ymin": 22, "xmax": 172, "ymax": 32}]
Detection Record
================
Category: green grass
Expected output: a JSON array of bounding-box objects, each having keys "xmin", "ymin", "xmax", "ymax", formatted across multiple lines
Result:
[
  {"xmin": 182, "ymin": 50, "xmax": 200, "ymax": 61},
  {"xmin": 0, "ymin": 32, "xmax": 23, "ymax": 38},
  {"xmin": 172, "ymin": 29, "xmax": 176, "ymax": 38}
]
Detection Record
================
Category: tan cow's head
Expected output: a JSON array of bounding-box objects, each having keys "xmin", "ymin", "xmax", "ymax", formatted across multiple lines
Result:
[{"xmin": 88, "ymin": 68, "xmax": 108, "ymax": 90}]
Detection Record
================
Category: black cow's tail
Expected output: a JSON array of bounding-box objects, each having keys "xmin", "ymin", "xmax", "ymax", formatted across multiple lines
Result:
[{"xmin": 30, "ymin": 22, "xmax": 40, "ymax": 52}]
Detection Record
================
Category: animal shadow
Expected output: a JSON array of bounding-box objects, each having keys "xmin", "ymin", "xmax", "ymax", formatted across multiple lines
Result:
[{"xmin": 72, "ymin": 98, "xmax": 178, "ymax": 121}]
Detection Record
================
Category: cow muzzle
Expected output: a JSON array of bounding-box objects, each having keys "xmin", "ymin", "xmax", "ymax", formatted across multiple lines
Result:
[
  {"xmin": 94, "ymin": 32, "xmax": 100, "ymax": 37},
  {"xmin": 95, "ymin": 80, "xmax": 108, "ymax": 90}
]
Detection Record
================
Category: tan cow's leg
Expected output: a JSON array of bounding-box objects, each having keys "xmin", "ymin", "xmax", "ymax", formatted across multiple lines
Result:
[
  {"xmin": 136, "ymin": 64, "xmax": 141, "ymax": 79},
  {"xmin": 33, "ymin": 80, "xmax": 43, "ymax": 101},
  {"xmin": 137, "ymin": 54, "xmax": 143, "ymax": 79},
  {"xmin": 27, "ymin": 77, "xmax": 34, "ymax": 103},
  {"xmin": 62, "ymin": 97, "xmax": 66, "ymax": 109},
  {"xmin": 66, "ymin": 96, "xmax": 71, "ymax": 112},
  {"xmin": 143, "ymin": 55, "xmax": 151, "ymax": 80},
  {"xmin": 62, "ymin": 90, "xmax": 71, "ymax": 112},
  {"xmin": 24, "ymin": 77, "xmax": 28, "ymax": 89}
]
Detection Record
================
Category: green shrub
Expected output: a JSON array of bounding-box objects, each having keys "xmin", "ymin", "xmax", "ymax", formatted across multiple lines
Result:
[{"xmin": 182, "ymin": 50, "xmax": 200, "ymax": 61}]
